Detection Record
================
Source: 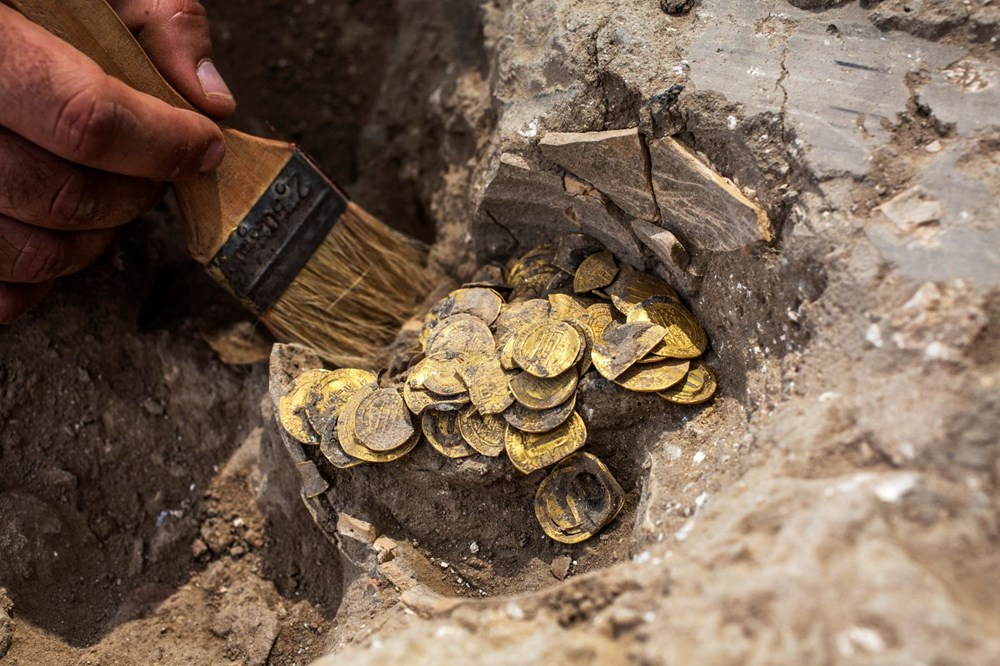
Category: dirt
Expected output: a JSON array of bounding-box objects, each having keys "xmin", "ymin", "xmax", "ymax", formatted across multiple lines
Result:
[{"xmin": 2, "ymin": 0, "xmax": 999, "ymax": 664}]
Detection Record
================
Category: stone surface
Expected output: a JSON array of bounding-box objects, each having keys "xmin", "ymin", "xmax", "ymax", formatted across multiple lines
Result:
[
  {"xmin": 649, "ymin": 136, "xmax": 773, "ymax": 251},
  {"xmin": 630, "ymin": 219, "xmax": 691, "ymax": 271},
  {"xmin": 0, "ymin": 589, "xmax": 12, "ymax": 660},
  {"xmin": 540, "ymin": 128, "xmax": 659, "ymax": 221}
]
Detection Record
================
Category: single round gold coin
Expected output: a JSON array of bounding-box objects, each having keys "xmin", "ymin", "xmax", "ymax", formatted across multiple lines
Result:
[
  {"xmin": 354, "ymin": 388, "xmax": 415, "ymax": 452},
  {"xmin": 494, "ymin": 299, "xmax": 551, "ymax": 348},
  {"xmin": 513, "ymin": 321, "xmax": 583, "ymax": 378},
  {"xmin": 503, "ymin": 393, "xmax": 577, "ymax": 434},
  {"xmin": 460, "ymin": 352, "xmax": 515, "ymax": 415},
  {"xmin": 409, "ymin": 351, "xmax": 467, "ymax": 396},
  {"xmin": 591, "ymin": 321, "xmax": 669, "ymax": 381},
  {"xmin": 573, "ymin": 250, "xmax": 619, "ymax": 293},
  {"xmin": 509, "ymin": 368, "xmax": 578, "ymax": 410},
  {"xmin": 505, "ymin": 411, "xmax": 587, "ymax": 474},
  {"xmin": 457, "ymin": 407, "xmax": 506, "ymax": 457},
  {"xmin": 436, "ymin": 288, "xmax": 505, "ymax": 326},
  {"xmin": 337, "ymin": 385, "xmax": 419, "ymax": 463},
  {"xmin": 547, "ymin": 293, "xmax": 590, "ymax": 322},
  {"xmin": 627, "ymin": 299, "xmax": 707, "ymax": 359},
  {"xmin": 606, "ymin": 265, "xmax": 680, "ymax": 315},
  {"xmin": 422, "ymin": 410, "xmax": 474, "ymax": 458},
  {"xmin": 305, "ymin": 368, "xmax": 378, "ymax": 433},
  {"xmin": 425, "ymin": 313, "xmax": 496, "ymax": 355},
  {"xmin": 533, "ymin": 452, "xmax": 625, "ymax": 544},
  {"xmin": 278, "ymin": 369, "xmax": 332, "ymax": 445},
  {"xmin": 657, "ymin": 361, "xmax": 718, "ymax": 404},
  {"xmin": 613, "ymin": 358, "xmax": 690, "ymax": 392},
  {"xmin": 319, "ymin": 415, "xmax": 364, "ymax": 469}
]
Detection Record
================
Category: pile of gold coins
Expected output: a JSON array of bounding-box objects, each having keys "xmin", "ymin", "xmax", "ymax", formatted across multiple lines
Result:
[{"xmin": 278, "ymin": 234, "xmax": 716, "ymax": 544}]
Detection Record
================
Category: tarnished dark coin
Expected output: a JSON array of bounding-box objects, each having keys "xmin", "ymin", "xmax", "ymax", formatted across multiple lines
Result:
[
  {"xmin": 509, "ymin": 368, "xmax": 578, "ymax": 410},
  {"xmin": 510, "ymin": 269, "xmax": 562, "ymax": 301},
  {"xmin": 338, "ymin": 385, "xmax": 418, "ymax": 463},
  {"xmin": 591, "ymin": 321, "xmax": 669, "ymax": 381},
  {"xmin": 553, "ymin": 233, "xmax": 604, "ymax": 274},
  {"xmin": 278, "ymin": 369, "xmax": 333, "ymax": 445},
  {"xmin": 409, "ymin": 351, "xmax": 467, "ymax": 396},
  {"xmin": 627, "ymin": 299, "xmax": 706, "ymax": 359},
  {"xmin": 305, "ymin": 368, "xmax": 378, "ymax": 433},
  {"xmin": 458, "ymin": 407, "xmax": 506, "ymax": 457},
  {"xmin": 573, "ymin": 250, "xmax": 619, "ymax": 293},
  {"xmin": 503, "ymin": 393, "xmax": 577, "ymax": 433},
  {"xmin": 613, "ymin": 358, "xmax": 690, "ymax": 393},
  {"xmin": 657, "ymin": 361, "xmax": 717, "ymax": 404},
  {"xmin": 505, "ymin": 411, "xmax": 588, "ymax": 474},
  {"xmin": 606, "ymin": 265, "xmax": 680, "ymax": 315},
  {"xmin": 533, "ymin": 452, "xmax": 625, "ymax": 544},
  {"xmin": 513, "ymin": 321, "xmax": 583, "ymax": 378},
  {"xmin": 508, "ymin": 245, "xmax": 556, "ymax": 284},
  {"xmin": 425, "ymin": 313, "xmax": 495, "ymax": 355},
  {"xmin": 418, "ymin": 310, "xmax": 441, "ymax": 352},
  {"xmin": 354, "ymin": 388, "xmax": 415, "ymax": 452},
  {"xmin": 436, "ymin": 287, "xmax": 505, "ymax": 326},
  {"xmin": 460, "ymin": 352, "xmax": 514, "ymax": 415},
  {"xmin": 422, "ymin": 410, "xmax": 475, "ymax": 458},
  {"xmin": 463, "ymin": 263, "xmax": 507, "ymax": 289},
  {"xmin": 319, "ymin": 414, "xmax": 364, "ymax": 469}
]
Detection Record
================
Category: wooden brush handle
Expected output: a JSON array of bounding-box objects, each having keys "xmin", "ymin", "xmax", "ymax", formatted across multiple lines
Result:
[{"xmin": 10, "ymin": 0, "xmax": 295, "ymax": 264}]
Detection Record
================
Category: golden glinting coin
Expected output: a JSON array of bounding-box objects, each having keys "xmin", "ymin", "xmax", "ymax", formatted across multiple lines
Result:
[
  {"xmin": 534, "ymin": 452, "xmax": 625, "ymax": 544},
  {"xmin": 460, "ymin": 352, "xmax": 514, "ymax": 415},
  {"xmin": 567, "ymin": 321, "xmax": 593, "ymax": 374},
  {"xmin": 513, "ymin": 321, "xmax": 583, "ymax": 378},
  {"xmin": 319, "ymin": 415, "xmax": 364, "ymax": 469},
  {"xmin": 338, "ymin": 386, "xmax": 419, "ymax": 463},
  {"xmin": 606, "ymin": 265, "xmax": 680, "ymax": 315},
  {"xmin": 494, "ymin": 299, "xmax": 551, "ymax": 347},
  {"xmin": 422, "ymin": 410, "xmax": 474, "ymax": 458},
  {"xmin": 553, "ymin": 233, "xmax": 604, "ymax": 275},
  {"xmin": 437, "ymin": 288, "xmax": 505, "ymax": 326},
  {"xmin": 464, "ymin": 263, "xmax": 507, "ymax": 289},
  {"xmin": 613, "ymin": 358, "xmax": 690, "ymax": 392},
  {"xmin": 305, "ymin": 368, "xmax": 378, "ymax": 433},
  {"xmin": 354, "ymin": 388, "xmax": 415, "ymax": 452},
  {"xmin": 627, "ymin": 299, "xmax": 706, "ymax": 359},
  {"xmin": 591, "ymin": 321, "xmax": 669, "ymax": 381},
  {"xmin": 278, "ymin": 369, "xmax": 332, "ymax": 445},
  {"xmin": 505, "ymin": 411, "xmax": 587, "ymax": 474},
  {"xmin": 458, "ymin": 407, "xmax": 506, "ymax": 457},
  {"xmin": 657, "ymin": 361, "xmax": 717, "ymax": 404},
  {"xmin": 509, "ymin": 271, "xmax": 561, "ymax": 302},
  {"xmin": 409, "ymin": 351, "xmax": 467, "ymax": 396},
  {"xmin": 418, "ymin": 310, "xmax": 441, "ymax": 352},
  {"xmin": 424, "ymin": 313, "xmax": 496, "ymax": 355},
  {"xmin": 547, "ymin": 293, "xmax": 590, "ymax": 322},
  {"xmin": 503, "ymin": 393, "xmax": 576, "ymax": 433},
  {"xmin": 575, "ymin": 302, "xmax": 616, "ymax": 343},
  {"xmin": 573, "ymin": 250, "xmax": 619, "ymax": 293},
  {"xmin": 510, "ymin": 368, "xmax": 578, "ymax": 410},
  {"xmin": 508, "ymin": 245, "xmax": 555, "ymax": 282},
  {"xmin": 499, "ymin": 335, "xmax": 518, "ymax": 371}
]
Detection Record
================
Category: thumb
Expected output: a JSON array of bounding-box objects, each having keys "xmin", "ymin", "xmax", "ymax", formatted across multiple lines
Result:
[{"xmin": 109, "ymin": 0, "xmax": 236, "ymax": 120}]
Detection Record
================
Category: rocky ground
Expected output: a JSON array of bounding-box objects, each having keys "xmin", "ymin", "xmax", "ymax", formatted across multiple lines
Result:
[{"xmin": 1, "ymin": 0, "xmax": 998, "ymax": 664}]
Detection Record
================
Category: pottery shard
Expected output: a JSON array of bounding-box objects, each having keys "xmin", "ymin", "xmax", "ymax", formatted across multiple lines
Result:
[
  {"xmin": 540, "ymin": 128, "xmax": 659, "ymax": 222},
  {"xmin": 630, "ymin": 219, "xmax": 690, "ymax": 271},
  {"xmin": 648, "ymin": 136, "xmax": 773, "ymax": 252}
]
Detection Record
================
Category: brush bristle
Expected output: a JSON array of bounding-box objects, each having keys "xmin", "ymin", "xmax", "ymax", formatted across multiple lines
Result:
[{"xmin": 262, "ymin": 203, "xmax": 440, "ymax": 368}]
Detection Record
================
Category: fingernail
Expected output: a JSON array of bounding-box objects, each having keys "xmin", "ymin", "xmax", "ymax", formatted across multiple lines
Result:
[
  {"xmin": 197, "ymin": 59, "xmax": 234, "ymax": 100},
  {"xmin": 199, "ymin": 139, "xmax": 226, "ymax": 173}
]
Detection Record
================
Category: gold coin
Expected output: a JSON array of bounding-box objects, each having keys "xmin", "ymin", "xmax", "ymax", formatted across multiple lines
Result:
[
  {"xmin": 547, "ymin": 293, "xmax": 590, "ymax": 322},
  {"xmin": 513, "ymin": 321, "xmax": 583, "ymax": 378},
  {"xmin": 607, "ymin": 265, "xmax": 680, "ymax": 315},
  {"xmin": 505, "ymin": 411, "xmax": 587, "ymax": 474},
  {"xmin": 409, "ymin": 351, "xmax": 467, "ymax": 396},
  {"xmin": 354, "ymin": 388, "xmax": 415, "ymax": 452},
  {"xmin": 627, "ymin": 299, "xmax": 706, "ymax": 359},
  {"xmin": 508, "ymin": 245, "xmax": 556, "ymax": 284},
  {"xmin": 418, "ymin": 310, "xmax": 440, "ymax": 352},
  {"xmin": 499, "ymin": 335, "xmax": 518, "ymax": 371},
  {"xmin": 573, "ymin": 250, "xmax": 619, "ymax": 293},
  {"xmin": 460, "ymin": 352, "xmax": 514, "ymax": 415},
  {"xmin": 534, "ymin": 452, "xmax": 625, "ymax": 544},
  {"xmin": 591, "ymin": 321, "xmax": 669, "ymax": 381},
  {"xmin": 318, "ymin": 415, "xmax": 364, "ymax": 469},
  {"xmin": 436, "ymin": 287, "xmax": 505, "ymax": 326},
  {"xmin": 658, "ymin": 361, "xmax": 717, "ymax": 404},
  {"xmin": 463, "ymin": 263, "xmax": 507, "ymax": 289},
  {"xmin": 425, "ymin": 313, "xmax": 495, "ymax": 355},
  {"xmin": 553, "ymin": 234, "xmax": 604, "ymax": 275},
  {"xmin": 494, "ymin": 299, "xmax": 551, "ymax": 348},
  {"xmin": 402, "ymin": 382, "xmax": 434, "ymax": 414},
  {"xmin": 509, "ymin": 368, "xmax": 578, "ymax": 410},
  {"xmin": 458, "ymin": 407, "xmax": 506, "ymax": 457},
  {"xmin": 567, "ymin": 321, "xmax": 593, "ymax": 374},
  {"xmin": 277, "ymin": 369, "xmax": 332, "ymax": 445},
  {"xmin": 575, "ymin": 302, "xmax": 616, "ymax": 342},
  {"xmin": 503, "ymin": 393, "xmax": 576, "ymax": 433},
  {"xmin": 613, "ymin": 358, "xmax": 690, "ymax": 392},
  {"xmin": 338, "ymin": 386, "xmax": 418, "ymax": 463},
  {"xmin": 305, "ymin": 368, "xmax": 378, "ymax": 433},
  {"xmin": 422, "ymin": 410, "xmax": 474, "ymax": 458}
]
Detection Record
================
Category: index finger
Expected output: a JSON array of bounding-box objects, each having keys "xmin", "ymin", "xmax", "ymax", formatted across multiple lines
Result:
[{"xmin": 0, "ymin": 4, "xmax": 225, "ymax": 180}]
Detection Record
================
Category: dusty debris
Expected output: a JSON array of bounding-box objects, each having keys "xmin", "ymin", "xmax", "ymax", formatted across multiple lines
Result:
[
  {"xmin": 875, "ymin": 186, "xmax": 944, "ymax": 232},
  {"xmin": 337, "ymin": 513, "xmax": 378, "ymax": 545},
  {"xmin": 210, "ymin": 579, "xmax": 281, "ymax": 666},
  {"xmin": 550, "ymin": 556, "xmax": 572, "ymax": 581},
  {"xmin": 200, "ymin": 321, "xmax": 273, "ymax": 365},
  {"xmin": 0, "ymin": 589, "xmax": 12, "ymax": 660}
]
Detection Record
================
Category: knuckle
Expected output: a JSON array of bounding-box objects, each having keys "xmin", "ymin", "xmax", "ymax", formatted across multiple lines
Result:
[
  {"xmin": 155, "ymin": 0, "xmax": 208, "ymax": 22},
  {"xmin": 53, "ymin": 83, "xmax": 119, "ymax": 165}
]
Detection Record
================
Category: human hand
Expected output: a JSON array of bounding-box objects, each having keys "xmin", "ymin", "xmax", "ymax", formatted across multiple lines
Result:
[{"xmin": 0, "ymin": 0, "xmax": 235, "ymax": 323}]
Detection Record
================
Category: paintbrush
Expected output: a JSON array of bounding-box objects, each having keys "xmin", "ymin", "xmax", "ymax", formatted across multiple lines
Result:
[{"xmin": 11, "ymin": 0, "xmax": 439, "ymax": 368}]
